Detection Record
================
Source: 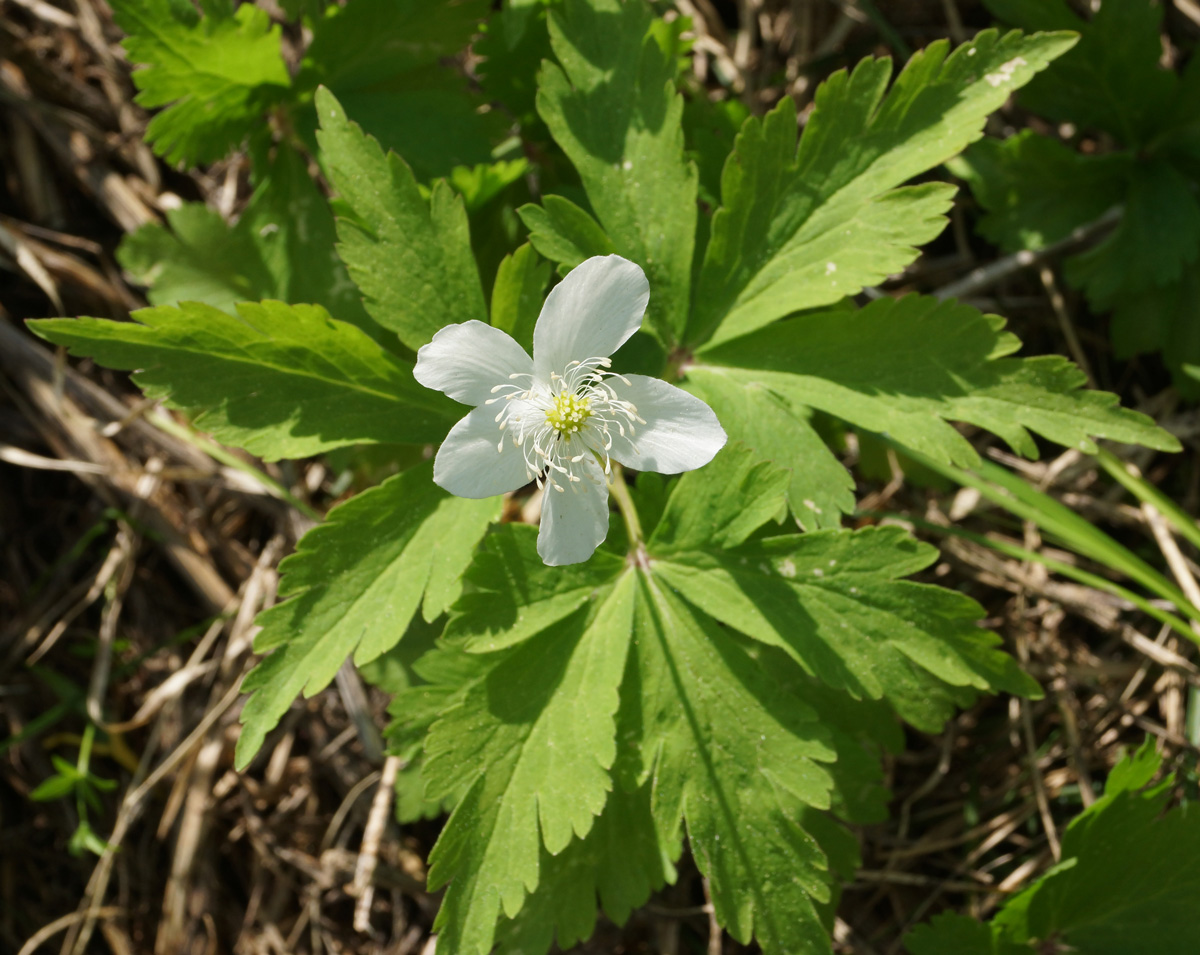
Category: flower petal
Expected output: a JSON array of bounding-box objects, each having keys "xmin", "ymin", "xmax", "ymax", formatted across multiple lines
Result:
[
  {"xmin": 537, "ymin": 456, "xmax": 610, "ymax": 566},
  {"xmin": 533, "ymin": 255, "xmax": 649, "ymax": 380},
  {"xmin": 415, "ymin": 320, "xmax": 533, "ymax": 406},
  {"xmin": 605, "ymin": 374, "xmax": 727, "ymax": 473},
  {"xmin": 433, "ymin": 406, "xmax": 534, "ymax": 498}
]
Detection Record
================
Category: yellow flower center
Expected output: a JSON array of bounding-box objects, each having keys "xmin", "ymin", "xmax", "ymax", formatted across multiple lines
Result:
[{"xmin": 545, "ymin": 391, "xmax": 592, "ymax": 437}]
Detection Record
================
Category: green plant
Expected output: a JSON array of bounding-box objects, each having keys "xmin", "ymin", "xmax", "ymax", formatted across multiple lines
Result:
[
  {"xmin": 906, "ymin": 740, "xmax": 1200, "ymax": 954},
  {"xmin": 25, "ymin": 2, "xmax": 1186, "ymax": 952},
  {"xmin": 29, "ymin": 723, "xmax": 118, "ymax": 857},
  {"xmin": 953, "ymin": 0, "xmax": 1200, "ymax": 394}
]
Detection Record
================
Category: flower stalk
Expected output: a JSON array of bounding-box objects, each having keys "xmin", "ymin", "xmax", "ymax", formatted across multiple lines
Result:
[{"xmin": 606, "ymin": 462, "xmax": 643, "ymax": 549}]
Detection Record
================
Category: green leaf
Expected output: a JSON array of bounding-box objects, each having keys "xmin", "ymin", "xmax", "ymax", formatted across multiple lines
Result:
[
  {"xmin": 316, "ymin": 87, "xmax": 487, "ymax": 350},
  {"xmin": 537, "ymin": 0, "xmax": 698, "ymax": 345},
  {"xmin": 30, "ymin": 773, "xmax": 77, "ymax": 802},
  {"xmin": 1114, "ymin": 274, "xmax": 1200, "ymax": 398},
  {"xmin": 476, "ymin": 0, "xmax": 554, "ymax": 131},
  {"xmin": 492, "ymin": 658, "xmax": 897, "ymax": 955},
  {"xmin": 493, "ymin": 781, "xmax": 674, "ymax": 954},
  {"xmin": 297, "ymin": 0, "xmax": 495, "ymax": 179},
  {"xmin": 111, "ymin": 0, "xmax": 290, "ymax": 165},
  {"xmin": 695, "ymin": 295, "xmax": 1178, "ymax": 468},
  {"xmin": 648, "ymin": 441, "xmax": 789, "ymax": 551},
  {"xmin": 235, "ymin": 463, "xmax": 497, "ymax": 768},
  {"xmin": 690, "ymin": 30, "xmax": 1075, "ymax": 347},
  {"xmin": 908, "ymin": 743, "xmax": 1200, "ymax": 954},
  {"xmin": 948, "ymin": 130, "xmax": 1132, "ymax": 252},
  {"xmin": 764, "ymin": 661, "xmax": 901, "ymax": 825},
  {"xmin": 67, "ymin": 818, "xmax": 114, "ymax": 858},
  {"xmin": 683, "ymin": 95, "xmax": 751, "ymax": 209},
  {"xmin": 490, "ymin": 243, "xmax": 551, "ymax": 353},
  {"xmin": 983, "ymin": 0, "xmax": 1175, "ymax": 146},
  {"xmin": 1162, "ymin": 55, "xmax": 1200, "ymax": 181},
  {"xmin": 619, "ymin": 575, "xmax": 837, "ymax": 953},
  {"xmin": 381, "ymin": 616, "xmax": 475, "ymax": 824},
  {"xmin": 906, "ymin": 912, "xmax": 1026, "ymax": 955},
  {"xmin": 447, "ymin": 160, "xmax": 531, "ymax": 215},
  {"xmin": 517, "ymin": 194, "xmax": 617, "ymax": 273},
  {"xmin": 1100, "ymin": 737, "xmax": 1161, "ymax": 797},
  {"xmin": 331, "ymin": 87, "xmax": 500, "ymax": 184},
  {"xmin": 648, "ymin": 448, "xmax": 1037, "ymax": 731},
  {"xmin": 302, "ymin": 0, "xmax": 489, "ymax": 94},
  {"xmin": 654, "ymin": 527, "xmax": 1038, "ymax": 732},
  {"xmin": 1065, "ymin": 159, "xmax": 1200, "ymax": 308},
  {"xmin": 29, "ymin": 300, "xmax": 459, "ymax": 461},
  {"xmin": 449, "ymin": 525, "xmax": 626, "ymax": 653},
  {"xmin": 118, "ymin": 204, "xmax": 274, "ymax": 315},
  {"xmin": 118, "ymin": 146, "xmax": 377, "ymax": 336},
  {"xmin": 424, "ymin": 567, "xmax": 636, "ymax": 955},
  {"xmin": 684, "ymin": 370, "xmax": 855, "ymax": 529},
  {"xmin": 416, "ymin": 444, "xmax": 1038, "ymax": 955}
]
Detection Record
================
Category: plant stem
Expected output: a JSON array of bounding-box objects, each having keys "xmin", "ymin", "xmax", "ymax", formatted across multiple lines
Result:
[
  {"xmin": 77, "ymin": 722, "xmax": 95, "ymax": 775},
  {"xmin": 607, "ymin": 463, "xmax": 644, "ymax": 548}
]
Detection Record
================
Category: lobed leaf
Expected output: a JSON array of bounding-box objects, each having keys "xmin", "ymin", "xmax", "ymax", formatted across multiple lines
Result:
[
  {"xmin": 654, "ymin": 529, "xmax": 1037, "ymax": 732},
  {"xmin": 449, "ymin": 526, "xmax": 626, "ymax": 654},
  {"xmin": 414, "ymin": 446, "xmax": 1039, "ymax": 955},
  {"xmin": 1111, "ymin": 273, "xmax": 1200, "ymax": 400},
  {"xmin": 316, "ymin": 87, "xmax": 487, "ymax": 351},
  {"xmin": 489, "ymin": 657, "xmax": 898, "ymax": 954},
  {"xmin": 424, "ymin": 568, "xmax": 636, "ymax": 955},
  {"xmin": 236, "ymin": 463, "xmax": 497, "ymax": 767},
  {"xmin": 118, "ymin": 146, "xmax": 377, "ymax": 336},
  {"xmin": 983, "ymin": 0, "xmax": 1175, "ymax": 147},
  {"xmin": 680, "ymin": 370, "xmax": 855, "ymax": 530},
  {"xmin": 647, "ymin": 440, "xmax": 790, "ymax": 551},
  {"xmin": 947, "ymin": 130, "xmax": 1132, "ymax": 253},
  {"xmin": 490, "ymin": 243, "xmax": 551, "ymax": 354},
  {"xmin": 1064, "ymin": 159, "xmax": 1200, "ymax": 309},
  {"xmin": 619, "ymin": 575, "xmax": 837, "ymax": 953},
  {"xmin": 492, "ymin": 782, "xmax": 675, "ymax": 954},
  {"xmin": 475, "ymin": 0, "xmax": 554, "ymax": 131},
  {"xmin": 297, "ymin": 0, "xmax": 497, "ymax": 180},
  {"xmin": 301, "ymin": 0, "xmax": 489, "ymax": 94},
  {"xmin": 29, "ymin": 300, "xmax": 458, "ymax": 460},
  {"xmin": 111, "ymin": 0, "xmax": 290, "ymax": 165},
  {"xmin": 690, "ymin": 29, "xmax": 1076, "ymax": 347},
  {"xmin": 906, "ymin": 742, "xmax": 1200, "ymax": 954},
  {"xmin": 518, "ymin": 195, "xmax": 617, "ymax": 275},
  {"xmin": 536, "ymin": 0, "xmax": 698, "ymax": 346},
  {"xmin": 694, "ymin": 295, "xmax": 1178, "ymax": 475}
]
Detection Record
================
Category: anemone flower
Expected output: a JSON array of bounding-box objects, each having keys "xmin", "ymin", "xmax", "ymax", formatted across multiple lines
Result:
[{"xmin": 414, "ymin": 254, "xmax": 726, "ymax": 565}]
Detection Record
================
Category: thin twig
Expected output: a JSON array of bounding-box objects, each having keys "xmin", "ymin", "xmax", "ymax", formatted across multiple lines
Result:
[
  {"xmin": 936, "ymin": 207, "xmax": 1122, "ymax": 302},
  {"xmin": 19, "ymin": 909, "xmax": 122, "ymax": 955},
  {"xmin": 1039, "ymin": 265, "xmax": 1094, "ymax": 388},
  {"xmin": 1019, "ymin": 698, "xmax": 1061, "ymax": 862},
  {"xmin": 352, "ymin": 756, "xmax": 401, "ymax": 933}
]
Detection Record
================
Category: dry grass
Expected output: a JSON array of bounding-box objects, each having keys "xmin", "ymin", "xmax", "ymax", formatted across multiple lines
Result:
[{"xmin": 2, "ymin": 1, "xmax": 1198, "ymax": 953}]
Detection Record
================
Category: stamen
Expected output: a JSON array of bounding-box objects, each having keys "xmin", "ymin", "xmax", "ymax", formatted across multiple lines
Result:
[{"xmin": 489, "ymin": 354, "xmax": 643, "ymax": 494}]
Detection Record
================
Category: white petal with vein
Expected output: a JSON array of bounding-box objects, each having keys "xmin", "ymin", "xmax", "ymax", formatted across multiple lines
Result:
[
  {"xmin": 533, "ymin": 255, "xmax": 649, "ymax": 380},
  {"xmin": 606, "ymin": 374, "xmax": 727, "ymax": 473},
  {"xmin": 415, "ymin": 320, "xmax": 533, "ymax": 407}
]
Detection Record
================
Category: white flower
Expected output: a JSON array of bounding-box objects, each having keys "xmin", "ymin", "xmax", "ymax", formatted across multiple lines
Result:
[{"xmin": 414, "ymin": 254, "xmax": 727, "ymax": 565}]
